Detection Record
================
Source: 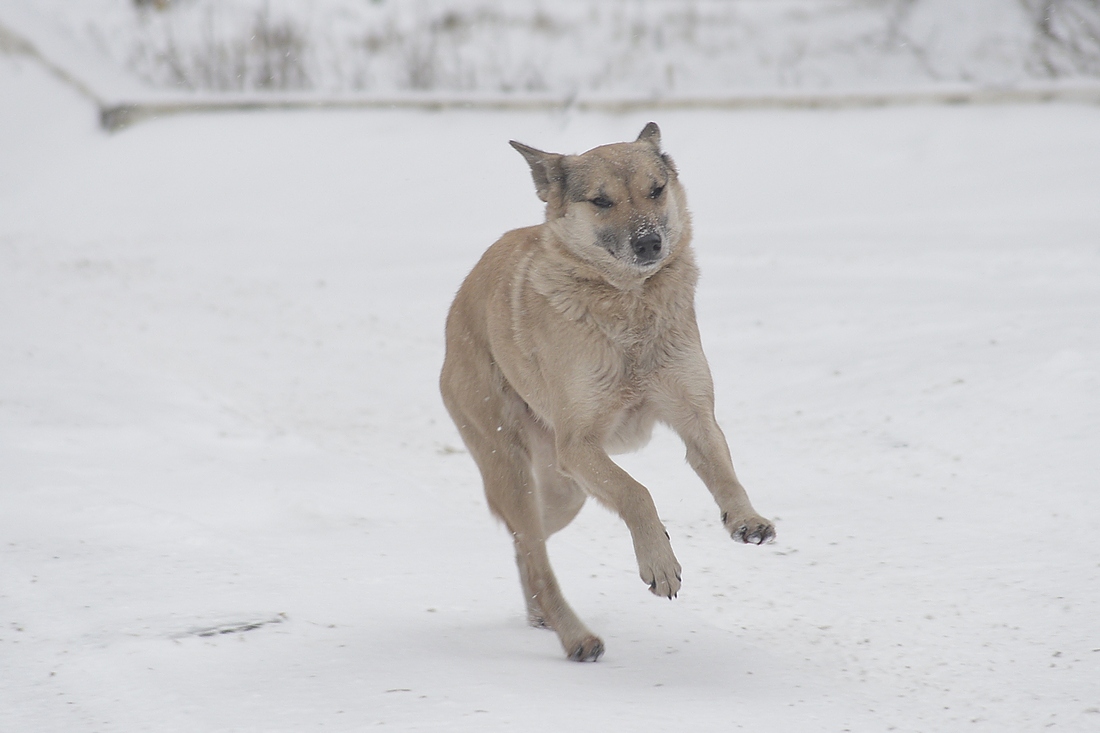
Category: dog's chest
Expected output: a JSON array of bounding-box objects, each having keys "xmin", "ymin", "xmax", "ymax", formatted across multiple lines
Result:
[
  {"xmin": 597, "ymin": 303, "xmax": 666, "ymax": 370},
  {"xmin": 579, "ymin": 292, "xmax": 685, "ymax": 406},
  {"xmin": 527, "ymin": 255, "xmax": 695, "ymax": 392}
]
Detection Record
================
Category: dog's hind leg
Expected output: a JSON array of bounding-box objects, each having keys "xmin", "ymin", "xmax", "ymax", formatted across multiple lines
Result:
[
  {"xmin": 453, "ymin": 401, "xmax": 602, "ymax": 662},
  {"xmin": 507, "ymin": 524, "xmax": 603, "ymax": 662},
  {"xmin": 523, "ymin": 418, "xmax": 587, "ymax": 628},
  {"xmin": 528, "ymin": 417, "xmax": 587, "ymax": 538}
]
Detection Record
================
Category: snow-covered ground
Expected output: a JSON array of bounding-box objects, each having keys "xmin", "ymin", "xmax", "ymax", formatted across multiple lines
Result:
[{"xmin": 3, "ymin": 52, "xmax": 1100, "ymax": 731}]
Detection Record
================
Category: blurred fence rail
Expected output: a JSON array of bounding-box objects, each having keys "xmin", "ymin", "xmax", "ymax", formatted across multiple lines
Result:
[{"xmin": 94, "ymin": 84, "xmax": 1100, "ymax": 132}]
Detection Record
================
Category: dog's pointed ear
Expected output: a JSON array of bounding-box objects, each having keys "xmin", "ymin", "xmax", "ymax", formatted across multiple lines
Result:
[
  {"xmin": 636, "ymin": 122, "xmax": 661, "ymax": 149},
  {"xmin": 510, "ymin": 140, "xmax": 564, "ymax": 203}
]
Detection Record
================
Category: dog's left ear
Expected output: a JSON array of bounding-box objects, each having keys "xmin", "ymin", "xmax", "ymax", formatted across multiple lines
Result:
[{"xmin": 636, "ymin": 122, "xmax": 661, "ymax": 149}]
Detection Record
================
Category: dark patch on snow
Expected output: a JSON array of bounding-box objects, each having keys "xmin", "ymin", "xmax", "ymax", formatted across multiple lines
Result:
[{"xmin": 178, "ymin": 613, "xmax": 287, "ymax": 638}]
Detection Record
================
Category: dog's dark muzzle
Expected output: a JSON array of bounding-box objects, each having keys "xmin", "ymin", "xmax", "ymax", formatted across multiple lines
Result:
[{"xmin": 631, "ymin": 232, "xmax": 663, "ymax": 265}]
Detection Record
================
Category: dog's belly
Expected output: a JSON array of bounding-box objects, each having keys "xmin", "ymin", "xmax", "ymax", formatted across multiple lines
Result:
[{"xmin": 601, "ymin": 401, "xmax": 658, "ymax": 455}]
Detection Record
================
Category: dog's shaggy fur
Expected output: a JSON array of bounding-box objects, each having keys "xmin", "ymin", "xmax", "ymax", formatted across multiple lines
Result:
[{"xmin": 440, "ymin": 124, "xmax": 774, "ymax": 661}]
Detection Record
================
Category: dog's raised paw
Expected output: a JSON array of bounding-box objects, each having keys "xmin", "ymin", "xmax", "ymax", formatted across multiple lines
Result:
[
  {"xmin": 567, "ymin": 636, "xmax": 605, "ymax": 662},
  {"xmin": 639, "ymin": 553, "xmax": 682, "ymax": 599},
  {"xmin": 723, "ymin": 512, "xmax": 776, "ymax": 545}
]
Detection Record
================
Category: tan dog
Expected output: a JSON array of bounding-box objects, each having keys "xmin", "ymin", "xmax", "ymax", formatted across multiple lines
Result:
[{"xmin": 440, "ymin": 123, "xmax": 774, "ymax": 662}]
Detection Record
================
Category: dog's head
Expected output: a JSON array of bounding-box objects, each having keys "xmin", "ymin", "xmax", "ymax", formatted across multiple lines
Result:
[{"xmin": 510, "ymin": 123, "xmax": 690, "ymax": 283}]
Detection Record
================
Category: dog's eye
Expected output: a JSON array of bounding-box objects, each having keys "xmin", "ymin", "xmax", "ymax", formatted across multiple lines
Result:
[
  {"xmin": 590, "ymin": 196, "xmax": 614, "ymax": 209},
  {"xmin": 649, "ymin": 184, "xmax": 665, "ymax": 199}
]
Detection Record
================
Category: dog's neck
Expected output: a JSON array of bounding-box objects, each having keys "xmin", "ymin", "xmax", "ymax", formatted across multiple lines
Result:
[
  {"xmin": 542, "ymin": 223, "xmax": 696, "ymax": 296},
  {"xmin": 531, "ymin": 226, "xmax": 699, "ymax": 327}
]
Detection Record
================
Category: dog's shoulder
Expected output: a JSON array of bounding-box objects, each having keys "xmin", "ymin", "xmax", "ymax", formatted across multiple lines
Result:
[
  {"xmin": 473, "ymin": 224, "xmax": 550, "ymax": 284},
  {"xmin": 456, "ymin": 225, "xmax": 539, "ymax": 299}
]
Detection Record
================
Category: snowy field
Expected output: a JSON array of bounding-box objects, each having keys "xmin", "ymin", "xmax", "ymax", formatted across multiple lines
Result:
[{"xmin": 3, "ymin": 54, "xmax": 1100, "ymax": 731}]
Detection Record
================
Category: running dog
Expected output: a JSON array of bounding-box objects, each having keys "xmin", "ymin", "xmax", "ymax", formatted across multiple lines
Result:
[{"xmin": 440, "ymin": 123, "xmax": 774, "ymax": 661}]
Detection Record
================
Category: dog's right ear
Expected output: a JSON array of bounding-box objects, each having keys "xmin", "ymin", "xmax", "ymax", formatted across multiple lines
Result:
[{"xmin": 509, "ymin": 141, "xmax": 564, "ymax": 203}]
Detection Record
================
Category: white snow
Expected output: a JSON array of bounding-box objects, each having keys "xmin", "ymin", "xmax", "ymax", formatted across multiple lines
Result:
[
  {"xmin": 4, "ymin": 0, "xmax": 1100, "ymax": 99},
  {"xmin": 3, "ymin": 51, "xmax": 1100, "ymax": 732}
]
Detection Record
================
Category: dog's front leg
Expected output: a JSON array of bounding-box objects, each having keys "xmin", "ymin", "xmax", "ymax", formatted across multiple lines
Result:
[
  {"xmin": 658, "ymin": 370, "xmax": 776, "ymax": 545},
  {"xmin": 555, "ymin": 436, "xmax": 682, "ymax": 598},
  {"xmin": 680, "ymin": 419, "xmax": 775, "ymax": 545}
]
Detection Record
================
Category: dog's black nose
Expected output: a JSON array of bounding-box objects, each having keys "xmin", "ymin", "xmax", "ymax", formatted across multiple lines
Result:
[{"xmin": 631, "ymin": 232, "xmax": 662, "ymax": 263}]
